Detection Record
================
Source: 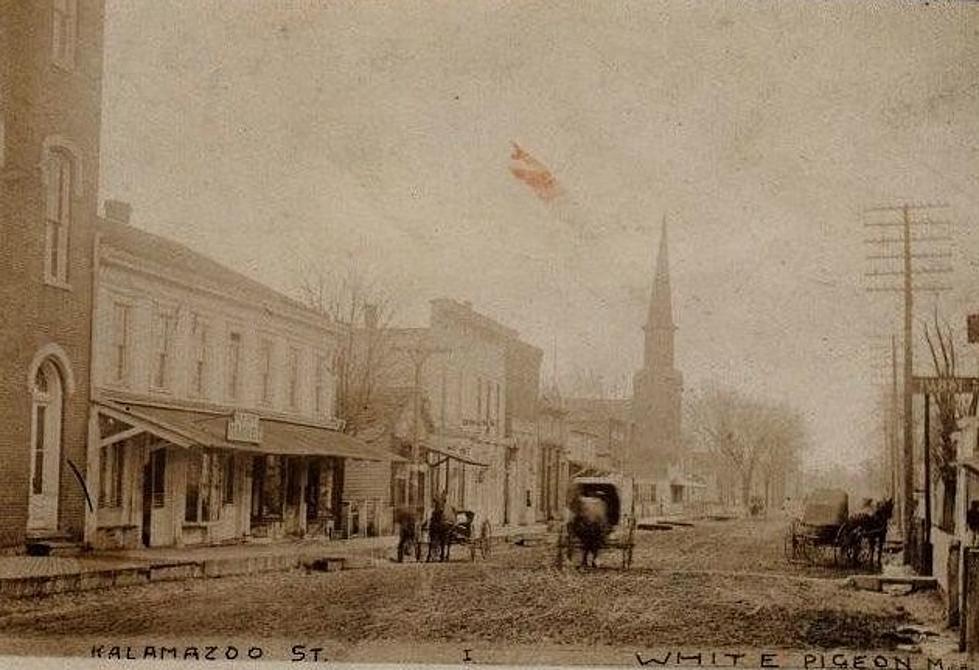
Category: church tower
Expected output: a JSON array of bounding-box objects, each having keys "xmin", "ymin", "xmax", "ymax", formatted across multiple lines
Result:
[{"xmin": 629, "ymin": 220, "xmax": 683, "ymax": 479}]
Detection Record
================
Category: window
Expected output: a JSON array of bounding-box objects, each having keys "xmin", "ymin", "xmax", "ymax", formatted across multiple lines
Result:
[
  {"xmin": 151, "ymin": 307, "xmax": 176, "ymax": 390},
  {"xmin": 52, "ymin": 0, "xmax": 78, "ymax": 69},
  {"xmin": 314, "ymin": 354, "xmax": 326, "ymax": 415},
  {"xmin": 222, "ymin": 454, "xmax": 235, "ymax": 504},
  {"xmin": 287, "ymin": 347, "xmax": 300, "ymax": 409},
  {"xmin": 190, "ymin": 315, "xmax": 208, "ymax": 397},
  {"xmin": 149, "ymin": 449, "xmax": 166, "ymax": 509},
  {"xmin": 251, "ymin": 455, "xmax": 284, "ymax": 519},
  {"xmin": 32, "ymin": 404, "xmax": 47, "ymax": 495},
  {"xmin": 43, "ymin": 149, "xmax": 72, "ymax": 284},
  {"xmin": 259, "ymin": 338, "xmax": 273, "ymax": 404},
  {"xmin": 227, "ymin": 331, "xmax": 242, "ymax": 400},
  {"xmin": 185, "ymin": 450, "xmax": 231, "ymax": 523},
  {"xmin": 111, "ymin": 302, "xmax": 131, "ymax": 384},
  {"xmin": 476, "ymin": 376, "xmax": 482, "ymax": 419},
  {"xmin": 495, "ymin": 383, "xmax": 501, "ymax": 434},
  {"xmin": 99, "ymin": 444, "xmax": 124, "ymax": 508}
]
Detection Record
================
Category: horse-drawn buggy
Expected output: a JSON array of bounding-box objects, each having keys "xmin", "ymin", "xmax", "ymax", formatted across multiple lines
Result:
[
  {"xmin": 555, "ymin": 475, "xmax": 637, "ymax": 569},
  {"xmin": 396, "ymin": 497, "xmax": 492, "ymax": 563},
  {"xmin": 784, "ymin": 488, "xmax": 893, "ymax": 569},
  {"xmin": 784, "ymin": 488, "xmax": 849, "ymax": 564}
]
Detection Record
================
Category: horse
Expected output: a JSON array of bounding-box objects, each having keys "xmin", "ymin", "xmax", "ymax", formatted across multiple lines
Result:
[
  {"xmin": 394, "ymin": 507, "xmax": 418, "ymax": 563},
  {"xmin": 568, "ymin": 495, "xmax": 609, "ymax": 568},
  {"xmin": 839, "ymin": 498, "xmax": 893, "ymax": 569},
  {"xmin": 425, "ymin": 495, "xmax": 452, "ymax": 563},
  {"xmin": 862, "ymin": 498, "xmax": 894, "ymax": 569}
]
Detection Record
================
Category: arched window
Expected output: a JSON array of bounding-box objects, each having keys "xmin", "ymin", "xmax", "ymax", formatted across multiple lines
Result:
[
  {"xmin": 52, "ymin": 0, "xmax": 78, "ymax": 70},
  {"xmin": 42, "ymin": 146, "xmax": 75, "ymax": 286},
  {"xmin": 29, "ymin": 359, "xmax": 64, "ymax": 531}
]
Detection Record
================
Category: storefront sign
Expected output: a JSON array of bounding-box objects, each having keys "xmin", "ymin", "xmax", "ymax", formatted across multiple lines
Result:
[
  {"xmin": 227, "ymin": 411, "xmax": 262, "ymax": 443},
  {"xmin": 969, "ymin": 314, "xmax": 979, "ymax": 343},
  {"xmin": 912, "ymin": 376, "xmax": 979, "ymax": 395}
]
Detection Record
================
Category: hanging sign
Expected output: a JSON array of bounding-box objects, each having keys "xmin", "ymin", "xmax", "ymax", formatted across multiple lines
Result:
[{"xmin": 227, "ymin": 411, "xmax": 262, "ymax": 443}]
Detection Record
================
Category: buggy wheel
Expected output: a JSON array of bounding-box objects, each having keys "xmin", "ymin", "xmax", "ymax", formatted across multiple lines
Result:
[
  {"xmin": 784, "ymin": 530, "xmax": 796, "ymax": 561},
  {"xmin": 852, "ymin": 530, "xmax": 873, "ymax": 567},
  {"xmin": 480, "ymin": 521, "xmax": 492, "ymax": 559}
]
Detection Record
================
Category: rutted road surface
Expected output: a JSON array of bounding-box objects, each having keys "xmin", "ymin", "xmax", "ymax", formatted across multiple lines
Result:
[{"xmin": 0, "ymin": 516, "xmax": 944, "ymax": 663}]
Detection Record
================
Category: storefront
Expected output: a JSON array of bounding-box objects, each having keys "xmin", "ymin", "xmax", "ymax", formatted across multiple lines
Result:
[
  {"xmin": 87, "ymin": 398, "xmax": 402, "ymax": 550},
  {"xmin": 425, "ymin": 445, "xmax": 489, "ymax": 517}
]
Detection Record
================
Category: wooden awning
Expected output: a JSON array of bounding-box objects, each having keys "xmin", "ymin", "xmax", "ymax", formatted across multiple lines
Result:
[{"xmin": 94, "ymin": 400, "xmax": 405, "ymax": 462}]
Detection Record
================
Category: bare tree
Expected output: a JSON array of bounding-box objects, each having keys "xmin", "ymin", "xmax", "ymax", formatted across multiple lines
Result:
[
  {"xmin": 562, "ymin": 367, "xmax": 608, "ymax": 399},
  {"xmin": 688, "ymin": 387, "xmax": 806, "ymax": 509},
  {"xmin": 921, "ymin": 308, "xmax": 972, "ymax": 528},
  {"xmin": 298, "ymin": 260, "xmax": 401, "ymax": 434}
]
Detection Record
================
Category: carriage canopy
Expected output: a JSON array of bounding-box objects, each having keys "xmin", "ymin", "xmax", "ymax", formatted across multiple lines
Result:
[
  {"xmin": 566, "ymin": 475, "xmax": 632, "ymax": 528},
  {"xmin": 800, "ymin": 488, "xmax": 849, "ymax": 527}
]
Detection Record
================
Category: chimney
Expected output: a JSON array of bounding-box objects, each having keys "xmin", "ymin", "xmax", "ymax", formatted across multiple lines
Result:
[
  {"xmin": 104, "ymin": 200, "xmax": 132, "ymax": 225},
  {"xmin": 364, "ymin": 303, "xmax": 378, "ymax": 331}
]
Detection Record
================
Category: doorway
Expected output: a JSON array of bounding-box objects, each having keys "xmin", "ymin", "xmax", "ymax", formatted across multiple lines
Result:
[
  {"xmin": 27, "ymin": 360, "xmax": 63, "ymax": 532},
  {"xmin": 141, "ymin": 449, "xmax": 166, "ymax": 547}
]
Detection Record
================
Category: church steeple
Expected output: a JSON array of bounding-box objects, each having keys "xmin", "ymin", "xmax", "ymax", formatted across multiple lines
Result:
[
  {"xmin": 643, "ymin": 217, "xmax": 675, "ymax": 369},
  {"xmin": 630, "ymin": 215, "xmax": 683, "ymax": 480}
]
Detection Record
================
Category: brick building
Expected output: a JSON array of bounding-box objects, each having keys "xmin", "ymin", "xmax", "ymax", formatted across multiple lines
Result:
[{"xmin": 0, "ymin": 0, "xmax": 105, "ymax": 551}]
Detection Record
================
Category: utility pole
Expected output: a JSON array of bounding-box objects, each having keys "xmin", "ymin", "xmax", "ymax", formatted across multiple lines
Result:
[
  {"xmin": 864, "ymin": 202, "xmax": 951, "ymax": 564},
  {"xmin": 395, "ymin": 343, "xmax": 449, "ymax": 518},
  {"xmin": 891, "ymin": 334, "xmax": 899, "ymax": 502}
]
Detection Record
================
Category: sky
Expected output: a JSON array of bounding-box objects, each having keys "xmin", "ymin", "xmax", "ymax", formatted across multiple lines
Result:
[{"xmin": 98, "ymin": 0, "xmax": 979, "ymax": 474}]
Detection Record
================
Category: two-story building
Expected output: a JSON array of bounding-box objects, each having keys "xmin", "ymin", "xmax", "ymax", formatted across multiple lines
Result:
[
  {"xmin": 419, "ymin": 299, "xmax": 513, "ymax": 528},
  {"xmin": 537, "ymin": 386, "xmax": 568, "ymax": 523},
  {"xmin": 0, "ymin": 0, "xmax": 105, "ymax": 553},
  {"xmin": 565, "ymin": 397, "xmax": 632, "ymax": 475},
  {"xmin": 86, "ymin": 206, "xmax": 400, "ymax": 549},
  {"xmin": 503, "ymin": 337, "xmax": 543, "ymax": 527}
]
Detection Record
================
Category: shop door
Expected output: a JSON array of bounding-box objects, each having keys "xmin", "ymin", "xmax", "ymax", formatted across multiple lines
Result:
[
  {"xmin": 141, "ymin": 449, "xmax": 166, "ymax": 547},
  {"xmin": 141, "ymin": 462, "xmax": 152, "ymax": 547}
]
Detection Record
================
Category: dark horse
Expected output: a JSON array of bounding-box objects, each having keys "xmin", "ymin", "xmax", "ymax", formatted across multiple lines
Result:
[
  {"xmin": 841, "ymin": 498, "xmax": 894, "ymax": 569},
  {"xmin": 568, "ymin": 495, "xmax": 610, "ymax": 568},
  {"xmin": 395, "ymin": 507, "xmax": 418, "ymax": 563},
  {"xmin": 425, "ymin": 495, "xmax": 453, "ymax": 562}
]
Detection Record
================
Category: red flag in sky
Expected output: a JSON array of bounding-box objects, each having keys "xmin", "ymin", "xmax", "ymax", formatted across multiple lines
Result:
[{"xmin": 509, "ymin": 142, "xmax": 560, "ymax": 201}]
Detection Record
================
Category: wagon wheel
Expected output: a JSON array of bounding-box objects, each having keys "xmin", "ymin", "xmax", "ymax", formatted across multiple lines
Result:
[
  {"xmin": 623, "ymin": 519, "xmax": 636, "ymax": 569},
  {"xmin": 798, "ymin": 535, "xmax": 817, "ymax": 564},
  {"xmin": 479, "ymin": 521, "xmax": 492, "ymax": 559},
  {"xmin": 849, "ymin": 528, "xmax": 874, "ymax": 567},
  {"xmin": 835, "ymin": 525, "xmax": 859, "ymax": 567},
  {"xmin": 784, "ymin": 523, "xmax": 798, "ymax": 561}
]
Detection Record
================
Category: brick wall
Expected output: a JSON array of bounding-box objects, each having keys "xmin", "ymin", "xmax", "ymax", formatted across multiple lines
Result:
[{"xmin": 0, "ymin": 0, "xmax": 105, "ymax": 548}]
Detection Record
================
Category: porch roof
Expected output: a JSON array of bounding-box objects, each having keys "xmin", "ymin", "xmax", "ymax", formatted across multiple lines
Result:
[
  {"xmin": 423, "ymin": 444, "xmax": 489, "ymax": 468},
  {"xmin": 96, "ymin": 400, "xmax": 405, "ymax": 462},
  {"xmin": 960, "ymin": 455, "xmax": 979, "ymax": 475}
]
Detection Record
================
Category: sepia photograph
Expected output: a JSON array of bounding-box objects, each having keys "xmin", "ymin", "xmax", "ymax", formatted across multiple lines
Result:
[{"xmin": 1, "ymin": 1, "xmax": 979, "ymax": 667}]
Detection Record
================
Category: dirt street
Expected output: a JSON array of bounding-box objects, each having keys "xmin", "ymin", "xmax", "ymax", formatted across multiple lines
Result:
[{"xmin": 0, "ymin": 517, "xmax": 944, "ymax": 662}]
